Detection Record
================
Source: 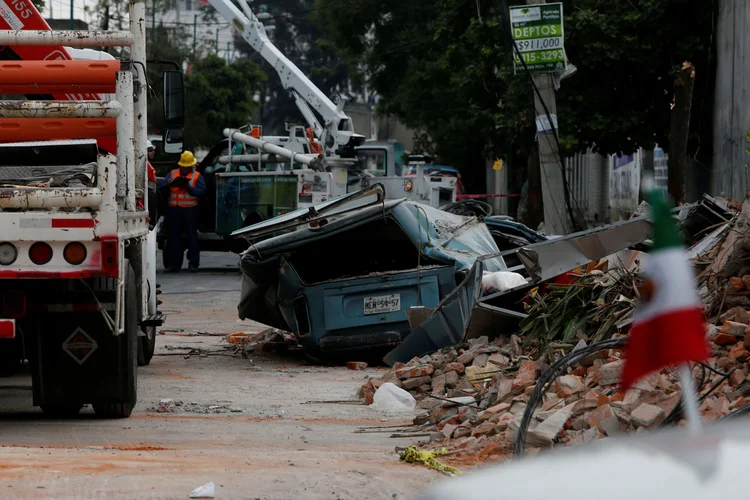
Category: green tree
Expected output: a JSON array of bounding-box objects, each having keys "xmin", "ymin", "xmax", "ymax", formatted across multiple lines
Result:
[
  {"xmin": 201, "ymin": 0, "xmax": 354, "ymax": 135},
  {"xmin": 183, "ymin": 54, "xmax": 267, "ymax": 147},
  {"xmin": 315, "ymin": 0, "xmax": 716, "ymax": 194}
]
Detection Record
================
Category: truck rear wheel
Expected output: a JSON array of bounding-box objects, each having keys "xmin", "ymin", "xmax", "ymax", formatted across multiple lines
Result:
[
  {"xmin": 93, "ymin": 262, "xmax": 138, "ymax": 418},
  {"xmin": 137, "ymin": 326, "xmax": 156, "ymax": 366}
]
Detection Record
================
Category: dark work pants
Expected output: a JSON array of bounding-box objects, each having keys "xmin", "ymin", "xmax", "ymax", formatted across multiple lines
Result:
[{"xmin": 167, "ymin": 206, "xmax": 199, "ymax": 270}]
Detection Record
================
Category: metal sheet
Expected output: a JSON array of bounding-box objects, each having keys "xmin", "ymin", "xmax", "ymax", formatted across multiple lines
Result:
[{"xmin": 384, "ymin": 215, "xmax": 654, "ymax": 365}]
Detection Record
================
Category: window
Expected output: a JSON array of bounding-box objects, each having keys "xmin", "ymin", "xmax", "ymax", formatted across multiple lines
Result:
[{"xmin": 185, "ymin": 0, "xmax": 192, "ymax": 10}]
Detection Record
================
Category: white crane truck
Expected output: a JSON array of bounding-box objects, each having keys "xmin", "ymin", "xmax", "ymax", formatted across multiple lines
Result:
[
  {"xmin": 205, "ymin": 0, "xmax": 457, "ymax": 207},
  {"xmin": 0, "ymin": 0, "xmax": 182, "ymax": 417}
]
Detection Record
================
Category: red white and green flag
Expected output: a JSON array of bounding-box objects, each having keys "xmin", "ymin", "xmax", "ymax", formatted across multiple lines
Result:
[{"xmin": 620, "ymin": 186, "xmax": 711, "ymax": 392}]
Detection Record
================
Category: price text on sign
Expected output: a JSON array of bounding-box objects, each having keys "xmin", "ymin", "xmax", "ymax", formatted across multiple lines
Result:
[{"xmin": 509, "ymin": 3, "xmax": 567, "ymax": 73}]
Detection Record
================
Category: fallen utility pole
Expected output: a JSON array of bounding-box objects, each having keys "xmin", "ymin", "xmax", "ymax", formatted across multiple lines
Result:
[{"xmin": 668, "ymin": 61, "xmax": 696, "ymax": 205}]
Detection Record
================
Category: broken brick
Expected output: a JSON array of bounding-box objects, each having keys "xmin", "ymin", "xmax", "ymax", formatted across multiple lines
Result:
[
  {"xmin": 361, "ymin": 385, "xmax": 375, "ymax": 405},
  {"xmin": 431, "ymin": 374, "xmax": 446, "ymax": 395},
  {"xmin": 471, "ymin": 421, "xmax": 496, "ymax": 437},
  {"xmin": 722, "ymin": 306, "xmax": 750, "ymax": 325},
  {"xmin": 347, "ymin": 361, "xmax": 368, "ymax": 370},
  {"xmin": 512, "ymin": 360, "xmax": 537, "ymax": 391},
  {"xmin": 445, "ymin": 370, "xmax": 460, "ymax": 388},
  {"xmin": 472, "ymin": 353, "xmax": 490, "ymax": 367},
  {"xmin": 731, "ymin": 369, "xmax": 746, "ymax": 387},
  {"xmin": 555, "ymin": 375, "xmax": 585, "ymax": 398},
  {"xmin": 721, "ymin": 321, "xmax": 747, "ymax": 337},
  {"xmin": 526, "ymin": 406, "xmax": 573, "ymax": 447},
  {"xmin": 729, "ymin": 277, "xmax": 746, "ymax": 292},
  {"xmin": 478, "ymin": 441, "xmax": 505, "ymax": 458},
  {"xmin": 477, "ymin": 402, "xmax": 511, "ymax": 422},
  {"xmin": 402, "ymin": 375, "xmax": 433, "ymax": 390},
  {"xmin": 728, "ymin": 343, "xmax": 750, "ymax": 362},
  {"xmin": 453, "ymin": 426, "xmax": 472, "ymax": 439},
  {"xmin": 441, "ymin": 424, "xmax": 457, "ymax": 439},
  {"xmin": 631, "ymin": 403, "xmax": 665, "ymax": 428},
  {"xmin": 444, "ymin": 362, "xmax": 465, "ymax": 374},
  {"xmin": 395, "ymin": 364, "xmax": 434, "ymax": 380},
  {"xmin": 598, "ymin": 360, "xmax": 624, "ymax": 386},
  {"xmin": 456, "ymin": 351, "xmax": 474, "ymax": 365},
  {"xmin": 432, "ymin": 406, "xmax": 459, "ymax": 422},
  {"xmin": 540, "ymin": 397, "xmax": 563, "ymax": 412},
  {"xmin": 487, "ymin": 353, "xmax": 510, "ymax": 368},
  {"xmin": 714, "ymin": 333, "xmax": 738, "ymax": 346},
  {"xmin": 587, "ymin": 404, "xmax": 615, "ymax": 431}
]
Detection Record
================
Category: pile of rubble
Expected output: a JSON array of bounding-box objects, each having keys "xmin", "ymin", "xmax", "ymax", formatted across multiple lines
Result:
[
  {"xmin": 363, "ymin": 330, "xmax": 748, "ymax": 460},
  {"xmin": 150, "ymin": 399, "xmax": 246, "ymax": 414},
  {"xmin": 225, "ymin": 328, "xmax": 299, "ymax": 357},
  {"xmin": 360, "ymin": 196, "xmax": 750, "ymax": 464}
]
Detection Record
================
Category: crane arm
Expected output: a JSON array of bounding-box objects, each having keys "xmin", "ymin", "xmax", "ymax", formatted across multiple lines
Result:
[{"xmin": 205, "ymin": 0, "xmax": 364, "ymax": 158}]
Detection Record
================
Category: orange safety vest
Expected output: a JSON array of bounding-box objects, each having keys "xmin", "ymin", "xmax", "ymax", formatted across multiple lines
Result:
[{"xmin": 169, "ymin": 169, "xmax": 200, "ymax": 208}]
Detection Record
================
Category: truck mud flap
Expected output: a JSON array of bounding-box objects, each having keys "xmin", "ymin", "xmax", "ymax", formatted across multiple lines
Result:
[{"xmin": 30, "ymin": 311, "xmax": 136, "ymax": 407}]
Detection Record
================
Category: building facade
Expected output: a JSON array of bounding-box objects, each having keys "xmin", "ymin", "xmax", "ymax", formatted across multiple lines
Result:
[{"xmin": 153, "ymin": 0, "xmax": 237, "ymax": 62}]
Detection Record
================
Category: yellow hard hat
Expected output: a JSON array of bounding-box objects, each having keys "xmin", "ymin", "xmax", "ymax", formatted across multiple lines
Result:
[{"xmin": 178, "ymin": 150, "xmax": 197, "ymax": 167}]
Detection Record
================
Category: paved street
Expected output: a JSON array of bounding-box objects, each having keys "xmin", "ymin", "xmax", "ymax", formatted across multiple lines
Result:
[{"xmin": 0, "ymin": 253, "xmax": 437, "ymax": 499}]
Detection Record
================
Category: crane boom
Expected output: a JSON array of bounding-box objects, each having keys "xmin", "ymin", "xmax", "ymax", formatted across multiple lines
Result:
[{"xmin": 205, "ymin": 0, "xmax": 364, "ymax": 158}]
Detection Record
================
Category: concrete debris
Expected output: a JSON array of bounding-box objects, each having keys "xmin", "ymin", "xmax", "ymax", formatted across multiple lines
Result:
[
  {"xmin": 224, "ymin": 328, "xmax": 298, "ymax": 358},
  {"xmin": 150, "ymin": 400, "xmax": 246, "ymax": 414},
  {"xmin": 347, "ymin": 361, "xmax": 368, "ymax": 370}
]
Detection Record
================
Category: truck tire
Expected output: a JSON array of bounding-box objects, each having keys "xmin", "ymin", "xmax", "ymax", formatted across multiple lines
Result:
[
  {"xmin": 40, "ymin": 404, "xmax": 82, "ymax": 418},
  {"xmin": 137, "ymin": 326, "xmax": 156, "ymax": 366},
  {"xmin": 93, "ymin": 261, "xmax": 138, "ymax": 419}
]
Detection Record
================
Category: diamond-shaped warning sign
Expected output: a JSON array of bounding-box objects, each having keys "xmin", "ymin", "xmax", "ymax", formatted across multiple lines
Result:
[{"xmin": 62, "ymin": 327, "xmax": 98, "ymax": 365}]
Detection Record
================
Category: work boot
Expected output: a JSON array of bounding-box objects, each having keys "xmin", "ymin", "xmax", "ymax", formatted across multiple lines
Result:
[
  {"xmin": 165, "ymin": 268, "xmax": 180, "ymax": 273},
  {"xmin": 188, "ymin": 266, "xmax": 198, "ymax": 273}
]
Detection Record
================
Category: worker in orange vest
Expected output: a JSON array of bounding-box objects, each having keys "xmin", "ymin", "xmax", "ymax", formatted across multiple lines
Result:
[{"xmin": 158, "ymin": 151, "xmax": 206, "ymax": 273}]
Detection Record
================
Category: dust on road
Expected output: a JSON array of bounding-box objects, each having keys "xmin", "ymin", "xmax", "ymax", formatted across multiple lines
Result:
[{"xmin": 0, "ymin": 253, "xmax": 438, "ymax": 499}]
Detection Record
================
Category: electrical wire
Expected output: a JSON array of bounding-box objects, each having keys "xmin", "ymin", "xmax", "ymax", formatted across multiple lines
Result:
[
  {"xmin": 514, "ymin": 337, "xmax": 627, "ymax": 458},
  {"xmin": 440, "ymin": 199, "xmax": 493, "ymax": 218},
  {"xmin": 660, "ymin": 362, "xmax": 734, "ymax": 427}
]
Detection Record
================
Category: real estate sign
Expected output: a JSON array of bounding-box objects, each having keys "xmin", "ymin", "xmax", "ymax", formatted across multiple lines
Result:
[{"xmin": 509, "ymin": 3, "xmax": 566, "ymax": 73}]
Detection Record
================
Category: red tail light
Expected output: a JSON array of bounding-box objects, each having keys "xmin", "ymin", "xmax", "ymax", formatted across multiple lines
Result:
[
  {"xmin": 29, "ymin": 242, "xmax": 52, "ymax": 265},
  {"xmin": 100, "ymin": 236, "xmax": 118, "ymax": 277}
]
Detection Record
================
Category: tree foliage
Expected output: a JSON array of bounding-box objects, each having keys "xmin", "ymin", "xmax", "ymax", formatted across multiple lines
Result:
[
  {"xmin": 183, "ymin": 54, "xmax": 266, "ymax": 147},
  {"xmin": 206, "ymin": 0, "xmax": 353, "ymax": 135},
  {"xmin": 315, "ymin": 0, "xmax": 717, "ymax": 186},
  {"xmin": 83, "ymin": 0, "xmax": 267, "ymax": 149}
]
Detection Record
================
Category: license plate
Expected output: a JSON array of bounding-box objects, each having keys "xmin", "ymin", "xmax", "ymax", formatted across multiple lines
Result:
[{"xmin": 364, "ymin": 294, "xmax": 401, "ymax": 315}]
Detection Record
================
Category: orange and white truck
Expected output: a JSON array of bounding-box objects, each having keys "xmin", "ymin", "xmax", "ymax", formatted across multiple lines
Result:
[{"xmin": 0, "ymin": 0, "xmax": 183, "ymax": 417}]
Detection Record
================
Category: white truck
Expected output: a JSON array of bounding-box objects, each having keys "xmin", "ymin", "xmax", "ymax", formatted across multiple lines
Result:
[
  {"xmin": 204, "ymin": 0, "xmax": 457, "ymax": 207},
  {"xmin": 0, "ymin": 0, "xmax": 182, "ymax": 417}
]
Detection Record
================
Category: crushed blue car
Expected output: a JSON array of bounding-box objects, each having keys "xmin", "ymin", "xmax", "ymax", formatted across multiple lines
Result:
[{"xmin": 233, "ymin": 183, "xmax": 509, "ymax": 356}]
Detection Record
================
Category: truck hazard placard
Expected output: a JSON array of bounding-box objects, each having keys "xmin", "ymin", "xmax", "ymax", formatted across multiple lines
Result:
[{"xmin": 63, "ymin": 327, "xmax": 98, "ymax": 365}]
